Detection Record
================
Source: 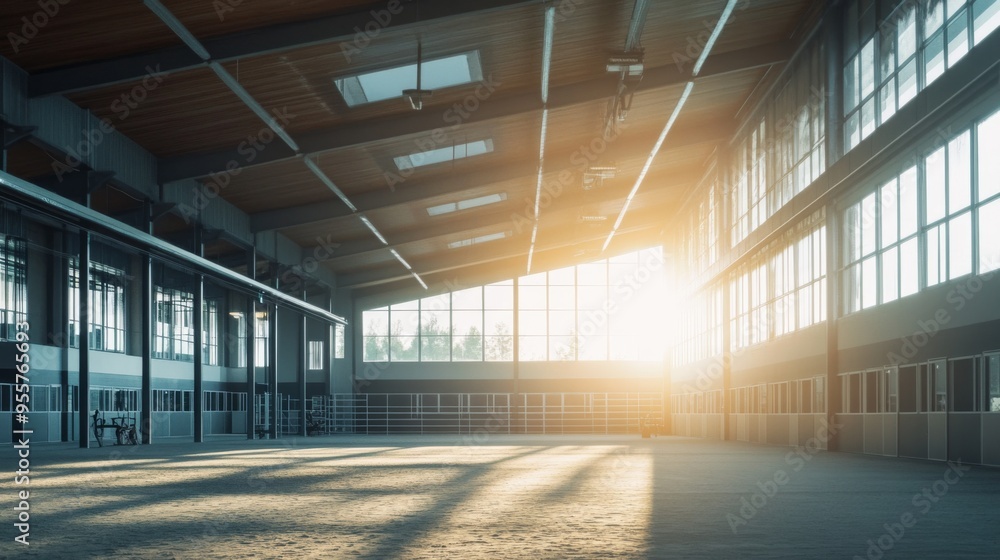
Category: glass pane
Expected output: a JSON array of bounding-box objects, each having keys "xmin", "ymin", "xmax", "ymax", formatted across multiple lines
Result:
[
  {"xmin": 390, "ymin": 336, "xmax": 418, "ymax": 362},
  {"xmin": 897, "ymin": 59, "xmax": 918, "ymax": 107},
  {"xmin": 452, "ymin": 327, "xmax": 483, "ymax": 361},
  {"xmin": 518, "ymin": 310, "xmax": 546, "ymax": 336},
  {"xmin": 900, "ymin": 166, "xmax": 919, "ymax": 237},
  {"xmin": 862, "ymin": 256, "xmax": 878, "ymax": 309},
  {"xmin": 879, "ymin": 78, "xmax": 897, "ymax": 124},
  {"xmin": 879, "ymin": 27, "xmax": 896, "ymax": 80},
  {"xmin": 518, "ymin": 285, "xmax": 546, "ymax": 309},
  {"xmin": 845, "ymin": 204, "xmax": 862, "ymax": 263},
  {"xmin": 577, "ymin": 285, "xmax": 607, "ymax": 310},
  {"xmin": 422, "ymin": 336, "xmax": 452, "ymax": 361},
  {"xmin": 927, "ymin": 224, "xmax": 945, "ymax": 287},
  {"xmin": 947, "ymin": 11, "xmax": 970, "ymax": 66},
  {"xmin": 846, "ymin": 111, "xmax": 861, "ymax": 150},
  {"xmin": 549, "ymin": 335, "xmax": 575, "ymax": 361},
  {"xmin": 860, "ymin": 38, "xmax": 876, "ymax": 98},
  {"xmin": 882, "ymin": 247, "xmax": 899, "ymax": 303},
  {"xmin": 926, "ymin": 0, "xmax": 946, "ymax": 34},
  {"xmin": 548, "ymin": 310, "xmax": 575, "ymax": 337},
  {"xmin": 881, "ymin": 178, "xmax": 899, "ymax": 246},
  {"xmin": 451, "ymin": 287, "xmax": 481, "ymax": 310},
  {"xmin": 845, "ymin": 55, "xmax": 859, "ymax": 112},
  {"xmin": 924, "ymin": 32, "xmax": 946, "ymax": 84},
  {"xmin": 949, "ymin": 131, "xmax": 972, "ymax": 212},
  {"xmin": 900, "ymin": 237, "xmax": 920, "ymax": 297},
  {"xmin": 949, "ymin": 211, "xmax": 973, "ymax": 279},
  {"xmin": 899, "ymin": 7, "xmax": 918, "ymax": 60},
  {"xmin": 484, "ymin": 281, "xmax": 514, "ymax": 309},
  {"xmin": 578, "ymin": 334, "xmax": 608, "ymax": 360},
  {"xmin": 576, "ymin": 262, "xmax": 607, "ymax": 285},
  {"xmin": 363, "ymin": 309, "xmax": 389, "ymax": 337},
  {"xmin": 980, "ymin": 110, "xmax": 1000, "ymax": 201},
  {"xmin": 484, "ymin": 335, "xmax": 513, "ymax": 362},
  {"xmin": 974, "ymin": 0, "xmax": 1000, "ymax": 44},
  {"xmin": 926, "ymin": 146, "xmax": 947, "ymax": 223},
  {"xmin": 861, "ymin": 98, "xmax": 876, "ymax": 139},
  {"xmin": 548, "ymin": 266, "xmax": 575, "ymax": 285},
  {"xmin": 862, "ymin": 193, "xmax": 877, "ymax": 256},
  {"xmin": 484, "ymin": 310, "xmax": 513, "ymax": 337},
  {"xmin": 391, "ymin": 310, "xmax": 418, "ymax": 337},
  {"xmin": 979, "ymin": 198, "xmax": 1000, "ymax": 272},
  {"xmin": 518, "ymin": 336, "xmax": 546, "ymax": 361},
  {"xmin": 548, "ymin": 284, "xmax": 575, "ymax": 310}
]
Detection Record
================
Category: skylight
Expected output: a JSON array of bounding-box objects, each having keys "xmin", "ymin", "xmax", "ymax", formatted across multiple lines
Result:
[
  {"xmin": 335, "ymin": 51, "xmax": 483, "ymax": 107},
  {"xmin": 448, "ymin": 231, "xmax": 510, "ymax": 249},
  {"xmin": 394, "ymin": 139, "xmax": 494, "ymax": 171},
  {"xmin": 427, "ymin": 193, "xmax": 507, "ymax": 216}
]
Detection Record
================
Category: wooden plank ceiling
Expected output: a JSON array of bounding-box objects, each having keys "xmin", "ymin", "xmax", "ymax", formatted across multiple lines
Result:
[{"xmin": 0, "ymin": 0, "xmax": 818, "ymax": 296}]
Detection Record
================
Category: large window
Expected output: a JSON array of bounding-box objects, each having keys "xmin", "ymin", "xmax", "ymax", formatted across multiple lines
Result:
[
  {"xmin": 0, "ymin": 235, "xmax": 27, "ymax": 341},
  {"xmin": 730, "ymin": 39, "xmax": 826, "ymax": 246},
  {"xmin": 843, "ymin": 0, "xmax": 1000, "ymax": 152},
  {"xmin": 362, "ymin": 280, "xmax": 514, "ymax": 363},
  {"xmin": 672, "ymin": 284, "xmax": 723, "ymax": 367},
  {"xmin": 842, "ymin": 108, "xmax": 1000, "ymax": 314},
  {"xmin": 731, "ymin": 213, "xmax": 826, "ymax": 350},
  {"xmin": 361, "ymin": 248, "xmax": 663, "ymax": 363},
  {"xmin": 69, "ymin": 260, "xmax": 127, "ymax": 353},
  {"xmin": 843, "ymin": 166, "xmax": 919, "ymax": 313},
  {"xmin": 154, "ymin": 286, "xmax": 193, "ymax": 361}
]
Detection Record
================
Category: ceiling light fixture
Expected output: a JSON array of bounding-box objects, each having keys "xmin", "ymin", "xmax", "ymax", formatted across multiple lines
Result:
[
  {"xmin": 402, "ymin": 41, "xmax": 433, "ymax": 110},
  {"xmin": 606, "ymin": 53, "xmax": 644, "ymax": 78},
  {"xmin": 601, "ymin": 0, "xmax": 738, "ymax": 253},
  {"xmin": 390, "ymin": 248, "xmax": 413, "ymax": 270},
  {"xmin": 528, "ymin": 5, "xmax": 556, "ymax": 275},
  {"xmin": 359, "ymin": 215, "xmax": 389, "ymax": 245}
]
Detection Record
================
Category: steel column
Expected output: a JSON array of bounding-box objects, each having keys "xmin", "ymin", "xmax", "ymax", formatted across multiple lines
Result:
[{"xmin": 77, "ymin": 230, "xmax": 91, "ymax": 448}]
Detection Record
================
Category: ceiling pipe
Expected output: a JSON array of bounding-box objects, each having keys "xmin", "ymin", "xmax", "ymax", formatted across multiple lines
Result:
[
  {"xmin": 602, "ymin": 0, "xmax": 651, "ymax": 139},
  {"xmin": 527, "ymin": 4, "xmax": 557, "ymax": 274},
  {"xmin": 602, "ymin": 0, "xmax": 739, "ymax": 253}
]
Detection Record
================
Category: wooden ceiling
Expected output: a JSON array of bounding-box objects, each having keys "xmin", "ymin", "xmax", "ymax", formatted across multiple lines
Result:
[{"xmin": 0, "ymin": 0, "xmax": 820, "ymax": 296}]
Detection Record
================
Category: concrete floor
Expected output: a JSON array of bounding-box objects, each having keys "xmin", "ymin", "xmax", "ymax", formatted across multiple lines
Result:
[{"xmin": 7, "ymin": 434, "xmax": 1000, "ymax": 559}]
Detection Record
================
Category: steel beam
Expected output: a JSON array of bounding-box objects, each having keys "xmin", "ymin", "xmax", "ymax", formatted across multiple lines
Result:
[
  {"xmin": 338, "ymin": 216, "xmax": 662, "ymax": 288},
  {"xmin": 159, "ymin": 42, "xmax": 791, "ymax": 183},
  {"xmin": 320, "ymin": 172, "xmax": 696, "ymax": 268},
  {"xmin": 30, "ymin": 0, "xmax": 538, "ymax": 97},
  {"xmin": 77, "ymin": 230, "xmax": 91, "ymax": 448},
  {"xmin": 250, "ymin": 126, "xmax": 727, "ymax": 234},
  {"xmin": 0, "ymin": 169, "xmax": 346, "ymax": 325}
]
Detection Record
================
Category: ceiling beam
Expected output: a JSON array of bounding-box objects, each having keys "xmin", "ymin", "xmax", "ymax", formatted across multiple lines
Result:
[
  {"xmin": 158, "ymin": 41, "xmax": 792, "ymax": 183},
  {"xmin": 351, "ymin": 228, "xmax": 658, "ymax": 298},
  {"xmin": 336, "ymin": 209, "xmax": 664, "ymax": 288},
  {"xmin": 318, "ymin": 168, "xmax": 699, "ymax": 266},
  {"xmin": 29, "ymin": 0, "xmax": 539, "ymax": 97},
  {"xmin": 249, "ymin": 123, "xmax": 728, "ymax": 233}
]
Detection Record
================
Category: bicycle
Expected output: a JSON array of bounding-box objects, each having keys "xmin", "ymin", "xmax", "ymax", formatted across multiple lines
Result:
[{"xmin": 91, "ymin": 409, "xmax": 140, "ymax": 447}]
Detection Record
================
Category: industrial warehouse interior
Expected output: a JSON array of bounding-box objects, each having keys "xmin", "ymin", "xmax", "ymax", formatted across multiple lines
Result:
[{"xmin": 2, "ymin": 0, "xmax": 1000, "ymax": 558}]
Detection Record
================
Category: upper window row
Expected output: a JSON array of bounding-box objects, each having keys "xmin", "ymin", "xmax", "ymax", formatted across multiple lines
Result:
[{"xmin": 844, "ymin": 0, "xmax": 1000, "ymax": 151}]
